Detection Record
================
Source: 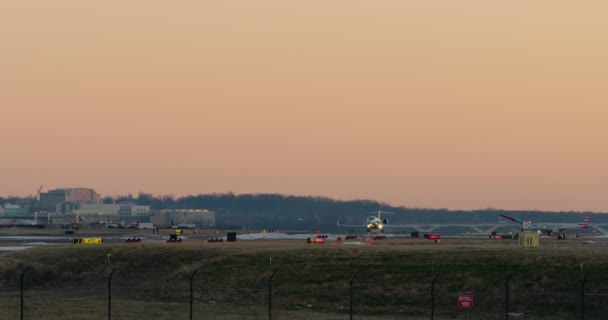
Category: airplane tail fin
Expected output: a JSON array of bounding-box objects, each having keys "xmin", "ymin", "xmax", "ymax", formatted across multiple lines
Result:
[
  {"xmin": 577, "ymin": 213, "xmax": 592, "ymax": 228},
  {"xmin": 500, "ymin": 214, "xmax": 523, "ymax": 224}
]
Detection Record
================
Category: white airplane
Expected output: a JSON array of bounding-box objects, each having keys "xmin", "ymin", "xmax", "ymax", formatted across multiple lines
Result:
[
  {"xmin": 526, "ymin": 213, "xmax": 592, "ymax": 234},
  {"xmin": 337, "ymin": 210, "xmax": 396, "ymax": 233}
]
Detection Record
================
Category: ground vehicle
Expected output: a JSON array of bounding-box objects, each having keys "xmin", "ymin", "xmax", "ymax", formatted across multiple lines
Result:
[{"xmin": 424, "ymin": 233, "xmax": 441, "ymax": 242}]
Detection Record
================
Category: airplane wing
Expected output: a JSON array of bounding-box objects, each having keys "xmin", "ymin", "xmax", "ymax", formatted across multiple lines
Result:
[
  {"xmin": 336, "ymin": 221, "xmax": 418, "ymax": 228},
  {"xmin": 336, "ymin": 221, "xmax": 365, "ymax": 228}
]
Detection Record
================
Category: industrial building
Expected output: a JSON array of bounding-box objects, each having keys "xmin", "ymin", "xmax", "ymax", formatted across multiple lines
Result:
[
  {"xmin": 59, "ymin": 201, "xmax": 152, "ymax": 226},
  {"xmin": 0, "ymin": 204, "xmax": 29, "ymax": 216},
  {"xmin": 1, "ymin": 188, "xmax": 157, "ymax": 227},
  {"xmin": 31, "ymin": 187, "xmax": 151, "ymax": 226},
  {"xmin": 73, "ymin": 203, "xmax": 151, "ymax": 217},
  {"xmin": 38, "ymin": 188, "xmax": 101, "ymax": 212}
]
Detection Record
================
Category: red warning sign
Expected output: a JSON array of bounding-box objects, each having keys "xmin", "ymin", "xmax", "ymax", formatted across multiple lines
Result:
[{"xmin": 457, "ymin": 294, "xmax": 474, "ymax": 309}]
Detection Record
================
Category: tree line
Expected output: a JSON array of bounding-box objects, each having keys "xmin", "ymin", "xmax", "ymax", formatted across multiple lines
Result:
[
  {"xmin": 1, "ymin": 193, "xmax": 599, "ymax": 231},
  {"xmin": 112, "ymin": 193, "xmax": 599, "ymax": 231}
]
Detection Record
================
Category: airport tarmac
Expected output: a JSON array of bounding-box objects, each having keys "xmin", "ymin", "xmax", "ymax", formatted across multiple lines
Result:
[{"xmin": 1, "ymin": 227, "xmax": 608, "ymax": 252}]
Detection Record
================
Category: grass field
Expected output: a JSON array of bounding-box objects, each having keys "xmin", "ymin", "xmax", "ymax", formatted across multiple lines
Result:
[{"xmin": 1, "ymin": 231, "xmax": 608, "ymax": 319}]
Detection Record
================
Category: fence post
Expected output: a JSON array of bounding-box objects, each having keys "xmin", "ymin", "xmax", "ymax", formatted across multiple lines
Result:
[
  {"xmin": 268, "ymin": 271, "xmax": 277, "ymax": 320},
  {"xmin": 431, "ymin": 274, "xmax": 439, "ymax": 320},
  {"xmin": 505, "ymin": 274, "xmax": 512, "ymax": 320},
  {"xmin": 581, "ymin": 274, "xmax": 588, "ymax": 320},
  {"xmin": 20, "ymin": 268, "xmax": 29, "ymax": 320},
  {"xmin": 349, "ymin": 271, "xmax": 360, "ymax": 320},
  {"xmin": 190, "ymin": 268, "xmax": 199, "ymax": 320},
  {"xmin": 108, "ymin": 268, "xmax": 116, "ymax": 320}
]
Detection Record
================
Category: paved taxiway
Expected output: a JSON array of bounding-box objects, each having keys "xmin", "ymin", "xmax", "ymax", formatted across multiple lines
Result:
[{"xmin": 2, "ymin": 227, "xmax": 608, "ymax": 252}]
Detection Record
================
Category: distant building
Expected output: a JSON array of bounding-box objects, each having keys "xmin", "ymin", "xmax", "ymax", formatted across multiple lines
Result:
[
  {"xmin": 151, "ymin": 209, "xmax": 215, "ymax": 228},
  {"xmin": 59, "ymin": 202, "xmax": 152, "ymax": 225},
  {"xmin": 73, "ymin": 203, "xmax": 151, "ymax": 217},
  {"xmin": 1, "ymin": 204, "xmax": 29, "ymax": 216},
  {"xmin": 39, "ymin": 188, "xmax": 101, "ymax": 212}
]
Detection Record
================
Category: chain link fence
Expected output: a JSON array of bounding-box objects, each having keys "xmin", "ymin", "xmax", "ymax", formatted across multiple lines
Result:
[{"xmin": 2, "ymin": 266, "xmax": 608, "ymax": 319}]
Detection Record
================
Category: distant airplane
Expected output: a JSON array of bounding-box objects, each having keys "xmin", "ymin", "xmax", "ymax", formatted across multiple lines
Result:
[
  {"xmin": 338, "ymin": 211, "xmax": 599, "ymax": 237},
  {"xmin": 501, "ymin": 213, "xmax": 593, "ymax": 238},
  {"xmin": 337, "ymin": 210, "xmax": 403, "ymax": 233},
  {"xmin": 528, "ymin": 213, "xmax": 592, "ymax": 238},
  {"xmin": 339, "ymin": 210, "xmax": 516, "ymax": 235}
]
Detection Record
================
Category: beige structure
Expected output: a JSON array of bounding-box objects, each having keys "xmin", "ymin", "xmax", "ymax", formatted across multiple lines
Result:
[
  {"xmin": 73, "ymin": 203, "xmax": 151, "ymax": 216},
  {"xmin": 518, "ymin": 231, "xmax": 540, "ymax": 247},
  {"xmin": 151, "ymin": 209, "xmax": 215, "ymax": 228},
  {"xmin": 62, "ymin": 203, "xmax": 152, "ymax": 225},
  {"xmin": 39, "ymin": 188, "xmax": 101, "ymax": 211}
]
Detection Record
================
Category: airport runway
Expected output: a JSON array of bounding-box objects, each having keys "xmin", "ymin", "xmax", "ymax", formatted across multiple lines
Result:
[{"xmin": 2, "ymin": 228, "xmax": 608, "ymax": 252}]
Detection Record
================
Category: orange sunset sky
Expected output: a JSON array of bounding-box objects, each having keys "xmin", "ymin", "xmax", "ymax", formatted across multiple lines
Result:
[{"xmin": 1, "ymin": 1, "xmax": 607, "ymax": 212}]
